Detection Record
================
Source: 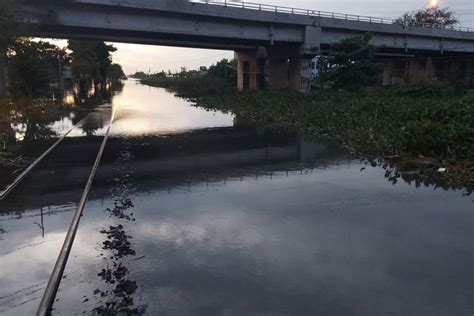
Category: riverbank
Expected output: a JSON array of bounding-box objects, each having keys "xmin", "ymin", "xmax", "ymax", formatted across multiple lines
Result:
[
  {"xmin": 141, "ymin": 79, "xmax": 474, "ymax": 191},
  {"xmin": 139, "ymin": 69, "xmax": 235, "ymax": 98}
]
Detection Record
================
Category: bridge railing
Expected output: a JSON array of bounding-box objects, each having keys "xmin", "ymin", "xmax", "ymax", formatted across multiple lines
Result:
[{"xmin": 189, "ymin": 0, "xmax": 473, "ymax": 33}]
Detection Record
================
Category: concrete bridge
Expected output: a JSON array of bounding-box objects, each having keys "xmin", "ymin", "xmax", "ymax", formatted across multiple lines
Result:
[{"xmin": 8, "ymin": 0, "xmax": 474, "ymax": 92}]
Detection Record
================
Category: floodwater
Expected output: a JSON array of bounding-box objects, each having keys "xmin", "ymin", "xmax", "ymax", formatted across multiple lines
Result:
[
  {"xmin": 0, "ymin": 105, "xmax": 112, "ymax": 314},
  {"xmin": 0, "ymin": 97, "xmax": 102, "ymax": 190},
  {"xmin": 1, "ymin": 80, "xmax": 473, "ymax": 316}
]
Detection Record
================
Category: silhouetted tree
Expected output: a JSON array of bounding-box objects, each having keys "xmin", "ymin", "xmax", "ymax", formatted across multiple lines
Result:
[
  {"xmin": 320, "ymin": 33, "xmax": 377, "ymax": 91},
  {"xmin": 131, "ymin": 71, "xmax": 147, "ymax": 79},
  {"xmin": 68, "ymin": 40, "xmax": 116, "ymax": 97},
  {"xmin": 396, "ymin": 7, "xmax": 459, "ymax": 26},
  {"xmin": 0, "ymin": 0, "xmax": 17, "ymax": 98},
  {"xmin": 0, "ymin": 0, "xmax": 16, "ymax": 51},
  {"xmin": 108, "ymin": 64, "xmax": 125, "ymax": 82},
  {"xmin": 8, "ymin": 40, "xmax": 66, "ymax": 97},
  {"xmin": 207, "ymin": 58, "xmax": 237, "ymax": 85}
]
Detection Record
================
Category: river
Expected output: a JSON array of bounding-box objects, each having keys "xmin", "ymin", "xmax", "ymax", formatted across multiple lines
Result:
[{"xmin": 1, "ymin": 80, "xmax": 473, "ymax": 315}]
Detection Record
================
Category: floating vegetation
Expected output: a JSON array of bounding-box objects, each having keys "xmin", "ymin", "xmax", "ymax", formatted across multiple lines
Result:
[
  {"xmin": 93, "ymin": 139, "xmax": 147, "ymax": 315},
  {"xmin": 190, "ymin": 86, "xmax": 474, "ymax": 191}
]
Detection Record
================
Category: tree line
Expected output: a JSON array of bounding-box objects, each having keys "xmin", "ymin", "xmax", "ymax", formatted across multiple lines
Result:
[
  {"xmin": 317, "ymin": 6, "xmax": 461, "ymax": 91},
  {"xmin": 5, "ymin": 39, "xmax": 125, "ymax": 99},
  {"xmin": 0, "ymin": 0, "xmax": 125, "ymax": 99}
]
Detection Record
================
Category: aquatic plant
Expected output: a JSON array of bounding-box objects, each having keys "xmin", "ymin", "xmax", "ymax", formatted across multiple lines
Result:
[{"xmin": 192, "ymin": 86, "xmax": 474, "ymax": 190}]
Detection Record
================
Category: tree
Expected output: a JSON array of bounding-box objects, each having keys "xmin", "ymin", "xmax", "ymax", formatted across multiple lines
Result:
[
  {"xmin": 131, "ymin": 71, "xmax": 147, "ymax": 79},
  {"xmin": 8, "ymin": 39, "xmax": 66, "ymax": 97},
  {"xmin": 396, "ymin": 7, "xmax": 459, "ymax": 26},
  {"xmin": 108, "ymin": 64, "xmax": 126, "ymax": 82},
  {"xmin": 67, "ymin": 40, "xmax": 116, "ymax": 97},
  {"xmin": 150, "ymin": 71, "xmax": 167, "ymax": 80},
  {"xmin": 108, "ymin": 63, "xmax": 126, "ymax": 91},
  {"xmin": 0, "ymin": 0, "xmax": 17, "ymax": 98},
  {"xmin": 0, "ymin": 0, "xmax": 16, "ymax": 51},
  {"xmin": 320, "ymin": 33, "xmax": 377, "ymax": 91},
  {"xmin": 207, "ymin": 58, "xmax": 237, "ymax": 85},
  {"xmin": 95, "ymin": 42, "xmax": 117, "ymax": 90}
]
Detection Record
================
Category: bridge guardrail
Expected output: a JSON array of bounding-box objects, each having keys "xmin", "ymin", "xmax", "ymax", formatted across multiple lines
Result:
[{"xmin": 190, "ymin": 0, "xmax": 473, "ymax": 33}]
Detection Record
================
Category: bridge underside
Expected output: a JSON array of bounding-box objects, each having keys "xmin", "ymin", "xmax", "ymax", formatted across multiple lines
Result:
[{"xmin": 4, "ymin": 0, "xmax": 474, "ymax": 94}]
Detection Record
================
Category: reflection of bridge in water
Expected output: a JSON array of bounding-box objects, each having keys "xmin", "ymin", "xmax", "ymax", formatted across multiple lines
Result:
[{"xmin": 1, "ymin": 127, "xmax": 352, "ymax": 214}]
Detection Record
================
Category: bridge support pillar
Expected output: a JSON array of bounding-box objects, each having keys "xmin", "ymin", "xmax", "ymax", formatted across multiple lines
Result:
[
  {"xmin": 382, "ymin": 62, "xmax": 394, "ymax": 86},
  {"xmin": 267, "ymin": 45, "xmax": 315, "ymax": 93},
  {"xmin": 0, "ymin": 48, "xmax": 7, "ymax": 99},
  {"xmin": 235, "ymin": 49, "xmax": 266, "ymax": 91},
  {"xmin": 267, "ymin": 55, "xmax": 288, "ymax": 90}
]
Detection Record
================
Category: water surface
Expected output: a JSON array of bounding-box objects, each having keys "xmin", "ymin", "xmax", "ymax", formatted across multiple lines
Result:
[
  {"xmin": 53, "ymin": 81, "xmax": 473, "ymax": 316},
  {"xmin": 1, "ymin": 81, "xmax": 473, "ymax": 316}
]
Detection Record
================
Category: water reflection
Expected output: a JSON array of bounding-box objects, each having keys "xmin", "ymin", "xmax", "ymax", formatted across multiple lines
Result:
[
  {"xmin": 54, "ymin": 123, "xmax": 473, "ymax": 315},
  {"xmin": 110, "ymin": 80, "xmax": 233, "ymax": 137},
  {"xmin": 1, "ymin": 81, "xmax": 473, "ymax": 315},
  {"xmin": 0, "ymin": 105, "xmax": 113, "ymax": 315},
  {"xmin": 382, "ymin": 160, "xmax": 473, "ymax": 196},
  {"xmin": 0, "ymin": 85, "xmax": 122, "ymax": 189}
]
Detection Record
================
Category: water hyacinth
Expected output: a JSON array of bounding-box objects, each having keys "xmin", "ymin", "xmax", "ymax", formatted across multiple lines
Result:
[{"xmin": 195, "ymin": 88, "xmax": 474, "ymax": 163}]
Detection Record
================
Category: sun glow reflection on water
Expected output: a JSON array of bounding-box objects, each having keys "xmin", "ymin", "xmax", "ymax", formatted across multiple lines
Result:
[{"xmin": 110, "ymin": 80, "xmax": 234, "ymax": 136}]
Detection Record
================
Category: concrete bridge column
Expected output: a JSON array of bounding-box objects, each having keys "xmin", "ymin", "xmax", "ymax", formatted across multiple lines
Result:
[
  {"xmin": 382, "ymin": 62, "xmax": 394, "ymax": 86},
  {"xmin": 289, "ymin": 56, "xmax": 313, "ymax": 93},
  {"xmin": 235, "ymin": 51, "xmax": 257, "ymax": 91},
  {"xmin": 267, "ymin": 55, "xmax": 289, "ymax": 90},
  {"xmin": 235, "ymin": 48, "xmax": 267, "ymax": 91},
  {"xmin": 235, "ymin": 49, "xmax": 267, "ymax": 91},
  {"xmin": 267, "ymin": 45, "xmax": 314, "ymax": 93}
]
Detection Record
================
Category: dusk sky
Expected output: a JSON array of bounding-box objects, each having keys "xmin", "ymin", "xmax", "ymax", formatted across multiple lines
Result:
[{"xmin": 47, "ymin": 0, "xmax": 473, "ymax": 74}]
